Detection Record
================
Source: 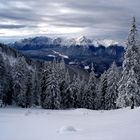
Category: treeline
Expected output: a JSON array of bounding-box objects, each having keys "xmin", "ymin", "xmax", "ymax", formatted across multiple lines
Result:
[
  {"xmin": 0, "ymin": 17, "xmax": 140, "ymax": 110},
  {"xmin": 0, "ymin": 50, "xmax": 120, "ymax": 110}
]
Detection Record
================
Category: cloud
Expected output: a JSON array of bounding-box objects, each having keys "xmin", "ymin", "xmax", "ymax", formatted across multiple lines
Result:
[
  {"xmin": 0, "ymin": 24, "xmax": 26, "ymax": 29},
  {"xmin": 0, "ymin": 0, "xmax": 140, "ymax": 41}
]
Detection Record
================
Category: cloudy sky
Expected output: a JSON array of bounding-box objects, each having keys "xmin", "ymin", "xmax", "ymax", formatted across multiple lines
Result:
[{"xmin": 0, "ymin": 0, "xmax": 140, "ymax": 42}]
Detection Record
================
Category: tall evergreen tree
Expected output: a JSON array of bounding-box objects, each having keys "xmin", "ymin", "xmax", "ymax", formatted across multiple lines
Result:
[
  {"xmin": 82, "ymin": 64, "xmax": 97, "ymax": 109},
  {"xmin": 41, "ymin": 62, "xmax": 51, "ymax": 108},
  {"xmin": 0, "ymin": 54, "xmax": 6, "ymax": 103},
  {"xmin": 98, "ymin": 71, "xmax": 108, "ymax": 110},
  {"xmin": 60, "ymin": 70, "xmax": 71, "ymax": 109},
  {"xmin": 32, "ymin": 68, "xmax": 41, "ymax": 106},
  {"xmin": 25, "ymin": 70, "xmax": 33, "ymax": 108},
  {"xmin": 41, "ymin": 62, "xmax": 61, "ymax": 109},
  {"xmin": 74, "ymin": 74, "xmax": 83, "ymax": 108},
  {"xmin": 12, "ymin": 57, "xmax": 28, "ymax": 107},
  {"xmin": 105, "ymin": 62, "xmax": 120, "ymax": 109},
  {"xmin": 117, "ymin": 17, "xmax": 140, "ymax": 108},
  {"xmin": 117, "ymin": 67, "xmax": 140, "ymax": 108}
]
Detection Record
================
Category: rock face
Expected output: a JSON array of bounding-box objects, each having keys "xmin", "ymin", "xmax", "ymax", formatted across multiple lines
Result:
[{"xmin": 9, "ymin": 36, "xmax": 125, "ymax": 75}]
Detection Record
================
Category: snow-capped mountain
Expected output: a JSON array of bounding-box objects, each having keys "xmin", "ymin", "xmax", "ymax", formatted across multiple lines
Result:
[
  {"xmin": 8, "ymin": 36, "xmax": 124, "ymax": 74},
  {"xmin": 75, "ymin": 36, "xmax": 92, "ymax": 46},
  {"xmin": 10, "ymin": 36, "xmax": 120, "ymax": 49},
  {"xmin": 92, "ymin": 39, "xmax": 119, "ymax": 48},
  {"xmin": 64, "ymin": 36, "xmax": 119, "ymax": 47},
  {"xmin": 57, "ymin": 36, "xmax": 119, "ymax": 47}
]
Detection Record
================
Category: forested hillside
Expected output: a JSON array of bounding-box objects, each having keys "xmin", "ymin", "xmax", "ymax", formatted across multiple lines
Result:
[{"xmin": 0, "ymin": 18, "xmax": 140, "ymax": 110}]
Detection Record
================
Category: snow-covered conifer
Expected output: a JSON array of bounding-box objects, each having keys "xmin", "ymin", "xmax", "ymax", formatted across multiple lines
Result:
[
  {"xmin": 41, "ymin": 62, "xmax": 61, "ymax": 109},
  {"xmin": 60, "ymin": 70, "xmax": 71, "ymax": 109},
  {"xmin": 12, "ymin": 56, "xmax": 28, "ymax": 107},
  {"xmin": 82, "ymin": 64, "xmax": 97, "ymax": 109},
  {"xmin": 117, "ymin": 17, "xmax": 140, "ymax": 108},
  {"xmin": 32, "ymin": 68, "xmax": 41, "ymax": 106},
  {"xmin": 98, "ymin": 71, "xmax": 108, "ymax": 110},
  {"xmin": 105, "ymin": 62, "xmax": 120, "ymax": 109}
]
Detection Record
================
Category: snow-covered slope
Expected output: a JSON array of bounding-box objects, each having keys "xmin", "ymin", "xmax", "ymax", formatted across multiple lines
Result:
[
  {"xmin": 0, "ymin": 52, "xmax": 17, "ymax": 66},
  {"xmin": 0, "ymin": 43, "xmax": 34, "ymax": 71},
  {"xmin": 0, "ymin": 107, "xmax": 140, "ymax": 140}
]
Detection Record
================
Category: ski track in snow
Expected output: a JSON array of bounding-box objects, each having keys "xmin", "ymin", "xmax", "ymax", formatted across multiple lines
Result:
[{"xmin": 0, "ymin": 107, "xmax": 140, "ymax": 140}]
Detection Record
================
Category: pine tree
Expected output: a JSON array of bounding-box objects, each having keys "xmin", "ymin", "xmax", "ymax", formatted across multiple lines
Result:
[
  {"xmin": 117, "ymin": 17, "xmax": 140, "ymax": 108},
  {"xmin": 63, "ymin": 74, "xmax": 77, "ymax": 109},
  {"xmin": 58, "ymin": 57, "xmax": 66, "ymax": 84},
  {"xmin": 79, "ymin": 76, "xmax": 86, "ymax": 108},
  {"xmin": 66, "ymin": 75, "xmax": 77, "ymax": 108},
  {"xmin": 117, "ymin": 67, "xmax": 140, "ymax": 108},
  {"xmin": 0, "ymin": 54, "xmax": 13, "ymax": 106},
  {"xmin": 12, "ymin": 57, "xmax": 28, "ymax": 107},
  {"xmin": 105, "ymin": 62, "xmax": 120, "ymax": 109},
  {"xmin": 94, "ymin": 77, "xmax": 102, "ymax": 110},
  {"xmin": 68, "ymin": 74, "xmax": 82, "ymax": 108},
  {"xmin": 41, "ymin": 62, "xmax": 51, "ymax": 108},
  {"xmin": 32, "ymin": 68, "xmax": 41, "ymax": 106},
  {"xmin": 3, "ymin": 59, "xmax": 13, "ymax": 106},
  {"xmin": 41, "ymin": 62, "xmax": 61, "ymax": 109},
  {"xmin": 57, "ymin": 57, "xmax": 68, "ymax": 108},
  {"xmin": 98, "ymin": 71, "xmax": 108, "ymax": 110},
  {"xmin": 74, "ymin": 74, "xmax": 83, "ymax": 108},
  {"xmin": 60, "ymin": 70, "xmax": 71, "ymax": 109},
  {"xmin": 0, "ymin": 54, "xmax": 5, "ymax": 103},
  {"xmin": 82, "ymin": 64, "xmax": 97, "ymax": 109},
  {"xmin": 25, "ymin": 70, "xmax": 33, "ymax": 108}
]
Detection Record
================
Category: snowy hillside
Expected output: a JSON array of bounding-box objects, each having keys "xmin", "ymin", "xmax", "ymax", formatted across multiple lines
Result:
[{"xmin": 0, "ymin": 107, "xmax": 140, "ymax": 140}]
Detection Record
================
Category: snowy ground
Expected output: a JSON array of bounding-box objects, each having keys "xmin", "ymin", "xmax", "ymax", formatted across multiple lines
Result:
[{"xmin": 0, "ymin": 107, "xmax": 140, "ymax": 140}]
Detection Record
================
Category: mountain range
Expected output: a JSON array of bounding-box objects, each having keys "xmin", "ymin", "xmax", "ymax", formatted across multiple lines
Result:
[{"xmin": 9, "ymin": 36, "xmax": 125, "ymax": 75}]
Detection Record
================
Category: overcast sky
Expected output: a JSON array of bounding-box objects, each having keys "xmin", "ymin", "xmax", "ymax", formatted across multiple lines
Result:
[{"xmin": 0, "ymin": 0, "xmax": 140, "ymax": 42}]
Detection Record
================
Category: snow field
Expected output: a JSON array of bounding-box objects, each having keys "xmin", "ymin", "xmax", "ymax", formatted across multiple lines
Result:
[{"xmin": 0, "ymin": 107, "xmax": 140, "ymax": 140}]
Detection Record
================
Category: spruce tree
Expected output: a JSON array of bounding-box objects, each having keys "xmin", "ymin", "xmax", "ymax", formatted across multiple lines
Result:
[
  {"xmin": 82, "ymin": 64, "xmax": 97, "ymax": 109},
  {"xmin": 98, "ymin": 71, "xmax": 108, "ymax": 110},
  {"xmin": 60, "ymin": 70, "xmax": 73, "ymax": 109},
  {"xmin": 12, "ymin": 57, "xmax": 28, "ymax": 107},
  {"xmin": 25, "ymin": 70, "xmax": 33, "ymax": 108},
  {"xmin": 105, "ymin": 62, "xmax": 120, "ymax": 109},
  {"xmin": 41, "ymin": 62, "xmax": 61, "ymax": 109},
  {"xmin": 0, "ymin": 54, "xmax": 6, "ymax": 104},
  {"xmin": 74, "ymin": 74, "xmax": 83, "ymax": 108},
  {"xmin": 41, "ymin": 62, "xmax": 51, "ymax": 108},
  {"xmin": 117, "ymin": 17, "xmax": 140, "ymax": 108},
  {"xmin": 32, "ymin": 68, "xmax": 41, "ymax": 106}
]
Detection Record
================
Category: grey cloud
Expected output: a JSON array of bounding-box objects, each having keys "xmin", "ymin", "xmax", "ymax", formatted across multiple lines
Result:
[
  {"xmin": 0, "ymin": 24, "xmax": 27, "ymax": 29},
  {"xmin": 0, "ymin": 0, "xmax": 140, "ymax": 41},
  {"xmin": 51, "ymin": 23, "xmax": 86, "ymax": 28}
]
